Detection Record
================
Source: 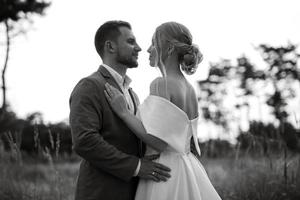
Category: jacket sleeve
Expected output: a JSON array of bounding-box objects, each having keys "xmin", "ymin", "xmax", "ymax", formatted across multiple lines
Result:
[{"xmin": 69, "ymin": 78, "xmax": 139, "ymax": 181}]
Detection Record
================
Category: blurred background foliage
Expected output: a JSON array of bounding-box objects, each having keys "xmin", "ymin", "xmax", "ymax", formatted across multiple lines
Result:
[{"xmin": 197, "ymin": 43, "xmax": 300, "ymax": 156}]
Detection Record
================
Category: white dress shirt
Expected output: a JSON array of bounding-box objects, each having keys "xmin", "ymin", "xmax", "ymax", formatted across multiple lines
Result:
[{"xmin": 102, "ymin": 64, "xmax": 141, "ymax": 176}]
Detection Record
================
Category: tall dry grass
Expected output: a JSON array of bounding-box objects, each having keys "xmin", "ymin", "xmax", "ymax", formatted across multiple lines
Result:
[
  {"xmin": 0, "ymin": 131, "xmax": 78, "ymax": 200},
  {"xmin": 204, "ymin": 154, "xmax": 300, "ymax": 200},
  {"xmin": 0, "ymin": 130, "xmax": 299, "ymax": 200}
]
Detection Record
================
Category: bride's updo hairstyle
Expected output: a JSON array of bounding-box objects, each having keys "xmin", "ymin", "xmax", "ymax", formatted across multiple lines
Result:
[{"xmin": 153, "ymin": 22, "xmax": 203, "ymax": 75}]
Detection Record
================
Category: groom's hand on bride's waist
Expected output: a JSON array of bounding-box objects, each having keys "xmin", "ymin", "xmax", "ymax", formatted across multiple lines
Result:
[{"xmin": 137, "ymin": 154, "xmax": 171, "ymax": 182}]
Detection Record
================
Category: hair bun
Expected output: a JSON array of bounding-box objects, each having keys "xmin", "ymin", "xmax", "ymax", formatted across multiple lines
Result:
[
  {"xmin": 183, "ymin": 53, "xmax": 195, "ymax": 66},
  {"xmin": 181, "ymin": 44, "xmax": 203, "ymax": 75}
]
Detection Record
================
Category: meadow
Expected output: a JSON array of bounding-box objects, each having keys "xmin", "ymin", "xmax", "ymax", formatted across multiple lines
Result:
[{"xmin": 0, "ymin": 140, "xmax": 299, "ymax": 200}]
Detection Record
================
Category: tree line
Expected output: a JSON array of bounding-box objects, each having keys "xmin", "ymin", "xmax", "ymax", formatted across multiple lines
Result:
[{"xmin": 198, "ymin": 43, "xmax": 300, "ymax": 155}]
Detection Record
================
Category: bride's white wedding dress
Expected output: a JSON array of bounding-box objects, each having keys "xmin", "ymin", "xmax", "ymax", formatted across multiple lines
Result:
[{"xmin": 135, "ymin": 95, "xmax": 222, "ymax": 200}]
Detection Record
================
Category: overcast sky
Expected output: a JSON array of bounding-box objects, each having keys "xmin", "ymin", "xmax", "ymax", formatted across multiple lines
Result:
[{"xmin": 1, "ymin": 0, "xmax": 299, "ymax": 139}]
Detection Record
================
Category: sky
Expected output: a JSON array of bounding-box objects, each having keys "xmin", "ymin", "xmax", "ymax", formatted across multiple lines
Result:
[{"xmin": 1, "ymin": 0, "xmax": 300, "ymax": 140}]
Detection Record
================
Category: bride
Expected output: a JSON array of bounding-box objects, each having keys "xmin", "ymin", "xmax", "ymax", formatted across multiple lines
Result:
[{"xmin": 104, "ymin": 21, "xmax": 222, "ymax": 200}]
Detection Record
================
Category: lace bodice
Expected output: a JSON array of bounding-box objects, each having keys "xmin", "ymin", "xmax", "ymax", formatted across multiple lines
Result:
[{"xmin": 138, "ymin": 95, "xmax": 201, "ymax": 155}]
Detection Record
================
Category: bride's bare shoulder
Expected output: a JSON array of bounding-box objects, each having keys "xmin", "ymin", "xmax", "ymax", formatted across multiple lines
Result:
[
  {"xmin": 150, "ymin": 77, "xmax": 165, "ymax": 96},
  {"xmin": 149, "ymin": 77, "xmax": 175, "ymax": 99}
]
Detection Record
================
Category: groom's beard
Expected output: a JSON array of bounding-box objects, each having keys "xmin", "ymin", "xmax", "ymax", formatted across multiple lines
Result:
[{"xmin": 116, "ymin": 53, "xmax": 138, "ymax": 68}]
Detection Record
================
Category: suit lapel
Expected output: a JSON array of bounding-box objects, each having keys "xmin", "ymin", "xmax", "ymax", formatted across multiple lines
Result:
[
  {"xmin": 128, "ymin": 88, "xmax": 146, "ymax": 156},
  {"xmin": 128, "ymin": 88, "xmax": 137, "ymax": 114},
  {"xmin": 98, "ymin": 65, "xmax": 124, "ymax": 94}
]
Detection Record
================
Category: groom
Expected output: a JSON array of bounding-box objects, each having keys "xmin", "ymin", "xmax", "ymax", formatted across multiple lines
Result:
[{"xmin": 69, "ymin": 20, "xmax": 171, "ymax": 200}]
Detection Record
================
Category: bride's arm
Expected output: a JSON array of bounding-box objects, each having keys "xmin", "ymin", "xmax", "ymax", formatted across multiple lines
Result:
[
  {"xmin": 104, "ymin": 83, "xmax": 167, "ymax": 152},
  {"xmin": 119, "ymin": 112, "xmax": 167, "ymax": 152}
]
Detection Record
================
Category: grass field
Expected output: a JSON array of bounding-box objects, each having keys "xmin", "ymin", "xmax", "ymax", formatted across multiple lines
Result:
[
  {"xmin": 204, "ymin": 155, "xmax": 300, "ymax": 200},
  {"xmin": 0, "ymin": 157, "xmax": 78, "ymax": 200},
  {"xmin": 1, "ymin": 147, "xmax": 299, "ymax": 200}
]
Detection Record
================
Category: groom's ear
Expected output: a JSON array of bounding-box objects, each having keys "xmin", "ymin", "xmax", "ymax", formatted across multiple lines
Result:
[{"xmin": 105, "ymin": 40, "xmax": 116, "ymax": 54}]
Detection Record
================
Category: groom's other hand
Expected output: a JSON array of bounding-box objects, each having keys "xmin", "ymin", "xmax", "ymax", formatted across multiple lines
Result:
[{"xmin": 138, "ymin": 154, "xmax": 171, "ymax": 182}]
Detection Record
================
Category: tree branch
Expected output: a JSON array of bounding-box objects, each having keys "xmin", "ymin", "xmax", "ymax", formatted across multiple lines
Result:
[{"xmin": 1, "ymin": 19, "xmax": 10, "ymax": 111}]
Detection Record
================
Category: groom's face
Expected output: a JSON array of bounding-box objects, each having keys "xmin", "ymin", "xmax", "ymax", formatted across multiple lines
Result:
[{"xmin": 115, "ymin": 27, "xmax": 141, "ymax": 68}]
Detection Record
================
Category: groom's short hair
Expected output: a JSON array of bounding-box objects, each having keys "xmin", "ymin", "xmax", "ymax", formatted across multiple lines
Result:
[{"xmin": 95, "ymin": 20, "xmax": 132, "ymax": 58}]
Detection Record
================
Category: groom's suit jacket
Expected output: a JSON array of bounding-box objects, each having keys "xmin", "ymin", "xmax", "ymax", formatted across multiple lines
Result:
[{"xmin": 69, "ymin": 66, "xmax": 143, "ymax": 200}]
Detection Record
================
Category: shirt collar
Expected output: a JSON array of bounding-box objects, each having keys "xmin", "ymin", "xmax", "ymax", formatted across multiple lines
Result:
[{"xmin": 102, "ymin": 64, "xmax": 132, "ymax": 88}]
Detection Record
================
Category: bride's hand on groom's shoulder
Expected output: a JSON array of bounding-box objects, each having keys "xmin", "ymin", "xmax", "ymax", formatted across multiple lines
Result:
[
  {"xmin": 104, "ymin": 83, "xmax": 129, "ymax": 118},
  {"xmin": 138, "ymin": 154, "xmax": 171, "ymax": 182}
]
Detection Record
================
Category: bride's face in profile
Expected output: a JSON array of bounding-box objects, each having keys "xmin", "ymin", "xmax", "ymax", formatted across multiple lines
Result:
[{"xmin": 147, "ymin": 36, "xmax": 157, "ymax": 67}]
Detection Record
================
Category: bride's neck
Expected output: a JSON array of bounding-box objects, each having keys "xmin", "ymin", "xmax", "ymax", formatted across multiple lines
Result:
[{"xmin": 162, "ymin": 57, "xmax": 184, "ymax": 78}]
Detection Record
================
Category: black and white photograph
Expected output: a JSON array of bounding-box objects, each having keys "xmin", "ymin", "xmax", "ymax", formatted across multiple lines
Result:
[{"xmin": 0, "ymin": 0, "xmax": 299, "ymax": 199}]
